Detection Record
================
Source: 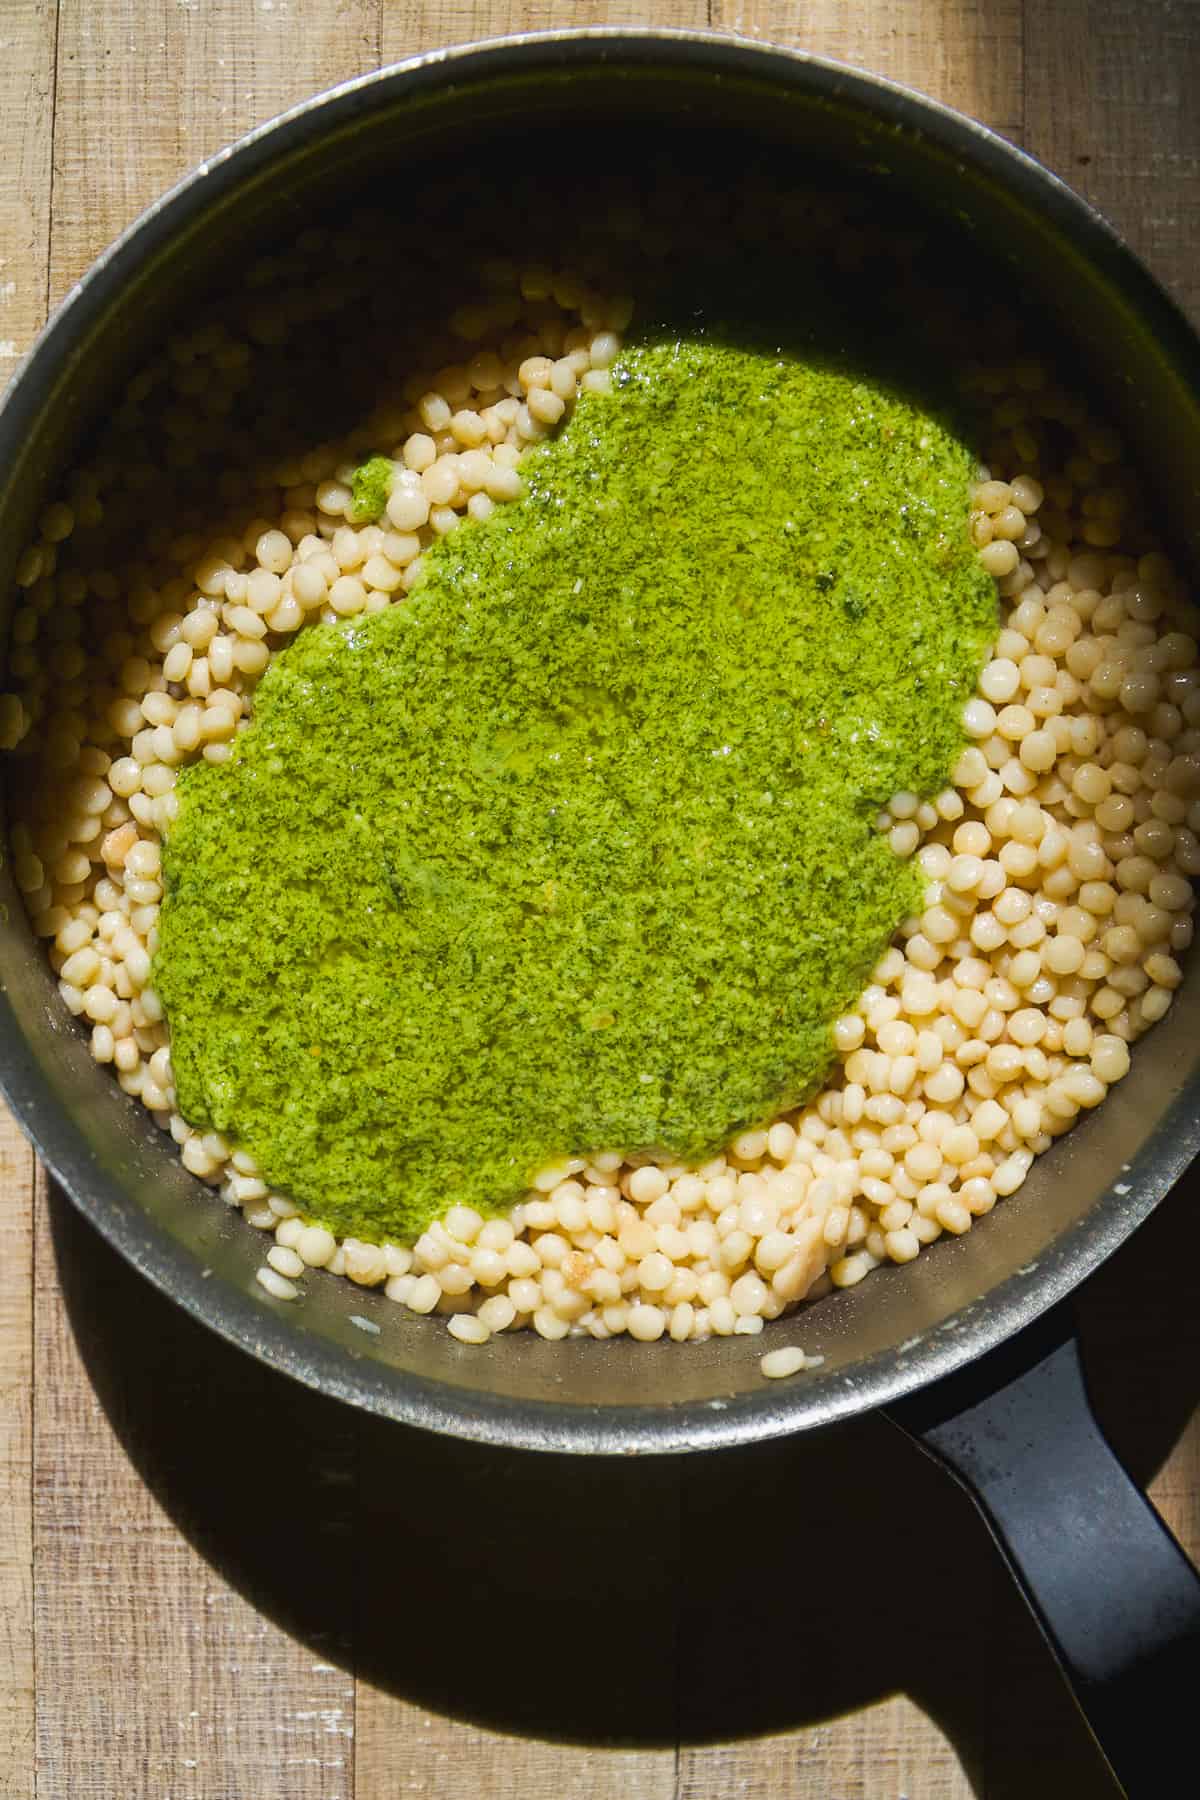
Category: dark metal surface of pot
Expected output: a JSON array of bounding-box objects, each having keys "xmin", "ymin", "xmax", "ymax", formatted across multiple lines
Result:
[{"xmin": 1, "ymin": 31, "xmax": 1198, "ymax": 1796}]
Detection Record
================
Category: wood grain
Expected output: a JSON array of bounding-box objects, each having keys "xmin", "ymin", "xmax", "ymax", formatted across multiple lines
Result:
[
  {"xmin": 1152, "ymin": 1409, "xmax": 1200, "ymax": 1570},
  {"xmin": 0, "ymin": 4, "xmax": 57, "ymax": 1792},
  {"xmin": 4, "ymin": 3, "xmax": 1199, "ymax": 1799},
  {"xmin": 1022, "ymin": 0, "xmax": 1200, "ymax": 323},
  {"xmin": 353, "ymin": 1724, "xmax": 675, "ymax": 1800},
  {"xmin": 0, "ymin": 0, "xmax": 58, "ymax": 375},
  {"xmin": 33, "ymin": 1170, "xmax": 357, "ymax": 1800},
  {"xmin": 0, "ymin": 1116, "xmax": 35, "ymax": 1800},
  {"xmin": 348, "ymin": 1419, "xmax": 686, "ymax": 1799},
  {"xmin": 380, "ymin": 0, "xmax": 709, "ymax": 61},
  {"xmin": 677, "ymin": 1704, "xmax": 970, "ymax": 1800},
  {"xmin": 710, "ymin": 0, "xmax": 1024, "ymax": 136},
  {"xmin": 49, "ymin": 0, "xmax": 381, "ymax": 302}
]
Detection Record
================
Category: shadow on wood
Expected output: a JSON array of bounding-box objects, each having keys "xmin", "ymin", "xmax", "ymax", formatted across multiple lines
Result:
[{"xmin": 46, "ymin": 1168, "xmax": 1200, "ymax": 1798}]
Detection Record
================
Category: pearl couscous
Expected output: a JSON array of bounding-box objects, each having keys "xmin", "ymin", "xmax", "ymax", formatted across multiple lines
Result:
[{"xmin": 4, "ymin": 208, "xmax": 1197, "ymax": 1372}]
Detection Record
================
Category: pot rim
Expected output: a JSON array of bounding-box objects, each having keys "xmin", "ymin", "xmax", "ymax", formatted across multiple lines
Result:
[{"xmin": 3, "ymin": 27, "xmax": 1199, "ymax": 1455}]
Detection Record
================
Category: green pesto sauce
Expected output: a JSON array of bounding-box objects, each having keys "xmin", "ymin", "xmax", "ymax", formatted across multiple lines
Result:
[
  {"xmin": 348, "ymin": 455, "xmax": 394, "ymax": 524},
  {"xmin": 156, "ymin": 333, "xmax": 996, "ymax": 1243}
]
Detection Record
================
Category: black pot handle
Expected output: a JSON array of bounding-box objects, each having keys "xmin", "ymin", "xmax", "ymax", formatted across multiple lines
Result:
[{"xmin": 885, "ymin": 1303, "xmax": 1200, "ymax": 1799}]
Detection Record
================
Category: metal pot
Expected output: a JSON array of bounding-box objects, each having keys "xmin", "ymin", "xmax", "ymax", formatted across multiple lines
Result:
[{"xmin": 1, "ymin": 32, "xmax": 1197, "ymax": 1796}]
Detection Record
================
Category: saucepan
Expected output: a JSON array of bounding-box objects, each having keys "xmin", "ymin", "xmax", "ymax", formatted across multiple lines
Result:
[{"xmin": 1, "ymin": 32, "xmax": 1197, "ymax": 1796}]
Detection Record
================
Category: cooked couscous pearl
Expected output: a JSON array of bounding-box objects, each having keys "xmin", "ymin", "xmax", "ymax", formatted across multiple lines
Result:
[
  {"xmin": 256, "ymin": 1266, "xmax": 300, "ymax": 1300},
  {"xmin": 447, "ymin": 1313, "xmax": 490, "ymax": 1345},
  {"xmin": 267, "ymin": 1244, "xmax": 305, "ymax": 1280}
]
